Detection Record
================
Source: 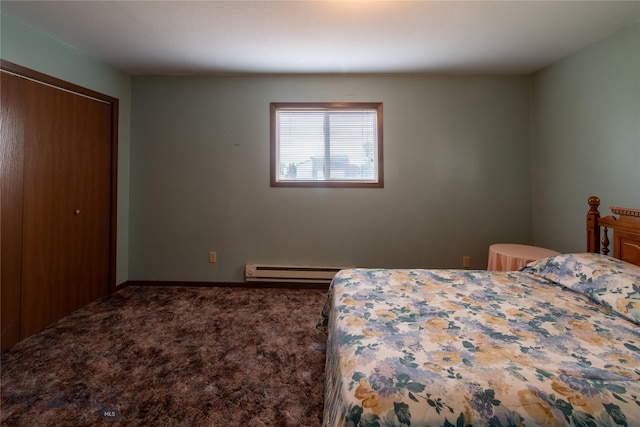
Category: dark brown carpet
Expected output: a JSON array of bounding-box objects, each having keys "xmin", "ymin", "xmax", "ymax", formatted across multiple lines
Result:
[{"xmin": 1, "ymin": 286, "xmax": 328, "ymax": 426}]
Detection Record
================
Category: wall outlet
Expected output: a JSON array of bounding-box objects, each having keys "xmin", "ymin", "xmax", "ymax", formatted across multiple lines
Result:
[
  {"xmin": 463, "ymin": 256, "xmax": 471, "ymax": 269},
  {"xmin": 209, "ymin": 251, "xmax": 217, "ymax": 263}
]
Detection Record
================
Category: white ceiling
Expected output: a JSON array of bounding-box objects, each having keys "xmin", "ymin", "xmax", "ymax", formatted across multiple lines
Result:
[{"xmin": 2, "ymin": 1, "xmax": 640, "ymax": 75}]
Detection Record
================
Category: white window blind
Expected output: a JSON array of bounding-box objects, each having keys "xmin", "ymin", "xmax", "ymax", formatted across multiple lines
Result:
[{"xmin": 271, "ymin": 103, "xmax": 383, "ymax": 187}]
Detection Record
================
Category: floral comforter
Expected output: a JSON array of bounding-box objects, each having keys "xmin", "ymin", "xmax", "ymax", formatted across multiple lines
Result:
[{"xmin": 319, "ymin": 253, "xmax": 640, "ymax": 427}]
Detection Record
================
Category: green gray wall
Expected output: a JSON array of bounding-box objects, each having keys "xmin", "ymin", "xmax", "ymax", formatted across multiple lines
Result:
[
  {"xmin": 0, "ymin": 13, "xmax": 132, "ymax": 285},
  {"xmin": 4, "ymin": 8, "xmax": 637, "ymax": 284},
  {"xmin": 130, "ymin": 75, "xmax": 532, "ymax": 281},
  {"xmin": 531, "ymin": 23, "xmax": 640, "ymax": 252}
]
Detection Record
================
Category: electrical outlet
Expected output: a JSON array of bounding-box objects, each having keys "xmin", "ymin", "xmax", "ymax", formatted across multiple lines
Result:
[
  {"xmin": 209, "ymin": 251, "xmax": 217, "ymax": 263},
  {"xmin": 463, "ymin": 256, "xmax": 471, "ymax": 269}
]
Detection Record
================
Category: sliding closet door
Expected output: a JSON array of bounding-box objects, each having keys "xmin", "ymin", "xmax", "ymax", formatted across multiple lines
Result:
[
  {"xmin": 1, "ymin": 72, "xmax": 26, "ymax": 349},
  {"xmin": 19, "ymin": 76, "xmax": 112, "ymax": 339},
  {"xmin": 1, "ymin": 61, "xmax": 117, "ymax": 349}
]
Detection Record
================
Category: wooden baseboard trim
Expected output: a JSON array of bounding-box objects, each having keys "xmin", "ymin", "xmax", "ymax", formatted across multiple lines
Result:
[{"xmin": 119, "ymin": 280, "xmax": 329, "ymax": 290}]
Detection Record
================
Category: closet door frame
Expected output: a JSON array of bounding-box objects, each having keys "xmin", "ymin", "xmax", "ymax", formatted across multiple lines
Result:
[{"xmin": 1, "ymin": 59, "xmax": 119, "ymax": 295}]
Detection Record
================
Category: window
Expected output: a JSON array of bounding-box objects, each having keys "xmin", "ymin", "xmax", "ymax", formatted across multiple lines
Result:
[{"xmin": 270, "ymin": 102, "xmax": 383, "ymax": 188}]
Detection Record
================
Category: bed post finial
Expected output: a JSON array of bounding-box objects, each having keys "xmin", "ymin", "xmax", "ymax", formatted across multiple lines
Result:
[{"xmin": 587, "ymin": 196, "xmax": 601, "ymax": 254}]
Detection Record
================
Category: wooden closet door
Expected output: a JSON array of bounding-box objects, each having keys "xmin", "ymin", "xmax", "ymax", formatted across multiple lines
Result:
[
  {"xmin": 19, "ymin": 77, "xmax": 112, "ymax": 339},
  {"xmin": 1, "ymin": 72, "xmax": 26, "ymax": 348}
]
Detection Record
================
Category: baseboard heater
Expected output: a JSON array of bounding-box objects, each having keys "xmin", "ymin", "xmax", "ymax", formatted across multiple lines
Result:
[{"xmin": 245, "ymin": 264, "xmax": 347, "ymax": 284}]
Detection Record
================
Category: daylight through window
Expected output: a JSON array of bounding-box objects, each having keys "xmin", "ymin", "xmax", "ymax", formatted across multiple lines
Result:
[{"xmin": 270, "ymin": 102, "xmax": 383, "ymax": 188}]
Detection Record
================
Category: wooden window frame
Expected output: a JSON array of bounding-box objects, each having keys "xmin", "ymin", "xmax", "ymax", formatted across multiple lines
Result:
[{"xmin": 270, "ymin": 102, "xmax": 384, "ymax": 188}]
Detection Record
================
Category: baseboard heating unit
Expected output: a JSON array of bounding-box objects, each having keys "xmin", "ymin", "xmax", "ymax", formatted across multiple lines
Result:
[{"xmin": 245, "ymin": 264, "xmax": 347, "ymax": 284}]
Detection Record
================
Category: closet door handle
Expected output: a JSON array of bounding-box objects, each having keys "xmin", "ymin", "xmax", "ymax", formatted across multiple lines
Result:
[{"xmin": 74, "ymin": 209, "xmax": 81, "ymax": 215}]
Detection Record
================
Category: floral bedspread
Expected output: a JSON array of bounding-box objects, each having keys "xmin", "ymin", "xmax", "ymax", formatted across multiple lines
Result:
[{"xmin": 320, "ymin": 255, "xmax": 640, "ymax": 427}]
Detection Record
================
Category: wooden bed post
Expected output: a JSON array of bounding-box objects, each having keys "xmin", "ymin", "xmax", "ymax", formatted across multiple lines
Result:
[{"xmin": 587, "ymin": 196, "xmax": 601, "ymax": 254}]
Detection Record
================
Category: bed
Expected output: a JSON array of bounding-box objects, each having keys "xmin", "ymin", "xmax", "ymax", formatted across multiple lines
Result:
[{"xmin": 320, "ymin": 197, "xmax": 640, "ymax": 427}]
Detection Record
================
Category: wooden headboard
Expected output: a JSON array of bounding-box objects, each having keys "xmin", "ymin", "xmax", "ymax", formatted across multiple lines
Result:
[{"xmin": 587, "ymin": 196, "xmax": 640, "ymax": 267}]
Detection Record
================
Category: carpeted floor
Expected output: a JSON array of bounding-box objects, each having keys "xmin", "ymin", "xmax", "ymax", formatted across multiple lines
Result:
[{"xmin": 1, "ymin": 286, "xmax": 328, "ymax": 426}]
